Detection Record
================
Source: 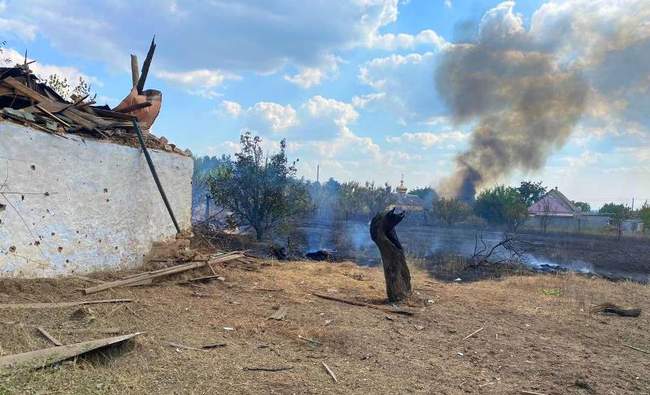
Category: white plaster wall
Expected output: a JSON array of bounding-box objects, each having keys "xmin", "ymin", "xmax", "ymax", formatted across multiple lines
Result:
[{"xmin": 0, "ymin": 121, "xmax": 193, "ymax": 277}]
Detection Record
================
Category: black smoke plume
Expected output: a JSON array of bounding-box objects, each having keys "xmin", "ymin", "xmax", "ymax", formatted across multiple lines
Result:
[{"xmin": 435, "ymin": 5, "xmax": 588, "ymax": 200}]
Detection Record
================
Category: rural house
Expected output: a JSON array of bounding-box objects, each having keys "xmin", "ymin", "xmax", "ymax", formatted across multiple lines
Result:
[
  {"xmin": 527, "ymin": 188, "xmax": 609, "ymax": 232},
  {"xmin": 0, "ymin": 49, "xmax": 193, "ymax": 277}
]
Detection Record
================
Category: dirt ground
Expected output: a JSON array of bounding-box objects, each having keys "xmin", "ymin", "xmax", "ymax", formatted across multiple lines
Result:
[{"xmin": 0, "ymin": 258, "xmax": 649, "ymax": 394}]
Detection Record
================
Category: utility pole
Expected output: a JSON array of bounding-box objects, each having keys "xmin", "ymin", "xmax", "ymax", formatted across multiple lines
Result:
[{"xmin": 316, "ymin": 164, "xmax": 320, "ymax": 183}]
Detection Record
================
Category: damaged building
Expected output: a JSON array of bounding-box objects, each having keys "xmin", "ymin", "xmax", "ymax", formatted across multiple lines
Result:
[{"xmin": 0, "ymin": 43, "xmax": 193, "ymax": 277}]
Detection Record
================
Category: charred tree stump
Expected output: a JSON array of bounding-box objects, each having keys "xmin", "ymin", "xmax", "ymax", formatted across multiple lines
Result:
[{"xmin": 370, "ymin": 208, "xmax": 411, "ymax": 302}]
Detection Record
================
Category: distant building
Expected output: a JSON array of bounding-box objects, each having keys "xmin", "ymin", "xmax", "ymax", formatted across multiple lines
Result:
[
  {"xmin": 528, "ymin": 187, "xmax": 580, "ymax": 217},
  {"xmin": 526, "ymin": 188, "xmax": 610, "ymax": 232},
  {"xmin": 392, "ymin": 176, "xmax": 425, "ymax": 212}
]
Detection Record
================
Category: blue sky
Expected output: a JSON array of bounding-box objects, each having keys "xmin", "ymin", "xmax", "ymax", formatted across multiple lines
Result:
[{"xmin": 1, "ymin": 0, "xmax": 649, "ymax": 208}]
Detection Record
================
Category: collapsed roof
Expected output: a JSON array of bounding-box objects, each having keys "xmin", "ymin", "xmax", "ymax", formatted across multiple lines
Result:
[{"xmin": 0, "ymin": 38, "xmax": 189, "ymax": 156}]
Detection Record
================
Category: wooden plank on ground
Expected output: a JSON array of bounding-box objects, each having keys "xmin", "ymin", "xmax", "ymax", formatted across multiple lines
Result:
[
  {"xmin": 36, "ymin": 327, "xmax": 63, "ymax": 346},
  {"xmin": 0, "ymin": 299, "xmax": 133, "ymax": 310},
  {"xmin": 312, "ymin": 292, "xmax": 414, "ymax": 316},
  {"xmin": 83, "ymin": 252, "xmax": 244, "ymax": 294},
  {"xmin": 0, "ymin": 332, "xmax": 143, "ymax": 371}
]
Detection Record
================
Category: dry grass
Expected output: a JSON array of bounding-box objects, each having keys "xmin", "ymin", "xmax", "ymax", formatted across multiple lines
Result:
[{"xmin": 0, "ymin": 259, "xmax": 648, "ymax": 394}]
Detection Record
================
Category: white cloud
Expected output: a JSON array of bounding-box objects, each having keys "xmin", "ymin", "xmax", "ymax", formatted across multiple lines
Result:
[
  {"xmin": 284, "ymin": 68, "xmax": 326, "ymax": 89},
  {"xmin": 284, "ymin": 55, "xmax": 341, "ymax": 89},
  {"xmin": 386, "ymin": 131, "xmax": 468, "ymax": 147},
  {"xmin": 156, "ymin": 69, "xmax": 239, "ymax": 98},
  {"xmin": 444, "ymin": 0, "xmax": 452, "ymax": 8},
  {"xmin": 351, "ymin": 92, "xmax": 386, "ymax": 109},
  {"xmin": 0, "ymin": 17, "xmax": 36, "ymax": 41},
  {"xmin": 220, "ymin": 100, "xmax": 242, "ymax": 117},
  {"xmin": 219, "ymin": 100, "xmax": 298, "ymax": 132},
  {"xmin": 0, "ymin": 0, "xmax": 409, "ymax": 76},
  {"xmin": 359, "ymin": 51, "xmax": 439, "ymax": 120},
  {"xmin": 368, "ymin": 29, "xmax": 448, "ymax": 51},
  {"xmin": 250, "ymin": 102, "xmax": 299, "ymax": 131},
  {"xmin": 2, "ymin": 47, "xmax": 99, "ymax": 87},
  {"xmin": 304, "ymin": 95, "xmax": 358, "ymax": 128}
]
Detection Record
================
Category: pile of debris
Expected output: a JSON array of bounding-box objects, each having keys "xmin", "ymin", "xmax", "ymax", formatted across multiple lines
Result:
[{"xmin": 0, "ymin": 39, "xmax": 189, "ymax": 156}]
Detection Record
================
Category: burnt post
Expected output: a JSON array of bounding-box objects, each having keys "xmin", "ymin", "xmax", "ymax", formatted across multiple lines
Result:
[{"xmin": 370, "ymin": 208, "xmax": 411, "ymax": 302}]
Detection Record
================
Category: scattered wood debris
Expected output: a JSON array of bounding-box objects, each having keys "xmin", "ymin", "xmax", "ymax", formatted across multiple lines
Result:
[
  {"xmin": 168, "ymin": 342, "xmax": 207, "ymax": 352},
  {"xmin": 243, "ymin": 366, "xmax": 293, "ymax": 372},
  {"xmin": 36, "ymin": 327, "xmax": 63, "ymax": 346},
  {"xmin": 202, "ymin": 342, "xmax": 227, "ymax": 349},
  {"xmin": 590, "ymin": 303, "xmax": 641, "ymax": 317},
  {"xmin": 0, "ymin": 41, "xmax": 190, "ymax": 155},
  {"xmin": 463, "ymin": 327, "xmax": 485, "ymax": 340},
  {"xmin": 269, "ymin": 306, "xmax": 288, "ymax": 320},
  {"xmin": 0, "ymin": 332, "xmax": 143, "ymax": 372},
  {"xmin": 623, "ymin": 344, "xmax": 649, "ymax": 354},
  {"xmin": 252, "ymin": 287, "xmax": 284, "ymax": 292},
  {"xmin": 322, "ymin": 361, "xmax": 338, "ymax": 383},
  {"xmin": 168, "ymin": 341, "xmax": 224, "ymax": 351},
  {"xmin": 177, "ymin": 275, "xmax": 225, "ymax": 285},
  {"xmin": 0, "ymin": 298, "xmax": 133, "ymax": 310},
  {"xmin": 298, "ymin": 335, "xmax": 321, "ymax": 346},
  {"xmin": 311, "ymin": 292, "xmax": 415, "ymax": 316},
  {"xmin": 83, "ymin": 251, "xmax": 245, "ymax": 294}
]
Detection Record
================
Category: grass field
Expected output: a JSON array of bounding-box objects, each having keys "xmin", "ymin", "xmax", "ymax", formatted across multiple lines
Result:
[{"xmin": 1, "ymin": 258, "xmax": 648, "ymax": 394}]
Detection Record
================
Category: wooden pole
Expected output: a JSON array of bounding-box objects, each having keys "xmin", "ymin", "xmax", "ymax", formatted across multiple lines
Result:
[
  {"xmin": 130, "ymin": 54, "xmax": 140, "ymax": 88},
  {"xmin": 132, "ymin": 119, "xmax": 181, "ymax": 234}
]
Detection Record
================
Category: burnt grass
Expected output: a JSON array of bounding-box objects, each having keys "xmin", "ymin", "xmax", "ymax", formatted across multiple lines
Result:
[{"xmin": 0, "ymin": 258, "xmax": 648, "ymax": 394}]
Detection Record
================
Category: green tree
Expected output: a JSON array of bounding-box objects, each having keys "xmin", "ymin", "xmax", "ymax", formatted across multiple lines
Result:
[
  {"xmin": 517, "ymin": 180, "xmax": 547, "ymax": 207},
  {"xmin": 46, "ymin": 75, "xmax": 95, "ymax": 102},
  {"xmin": 206, "ymin": 132, "xmax": 312, "ymax": 240},
  {"xmin": 409, "ymin": 186, "xmax": 439, "ymax": 206},
  {"xmin": 599, "ymin": 203, "xmax": 631, "ymax": 240},
  {"xmin": 362, "ymin": 182, "xmax": 395, "ymax": 218},
  {"xmin": 338, "ymin": 181, "xmax": 363, "ymax": 221},
  {"xmin": 474, "ymin": 185, "xmax": 528, "ymax": 231},
  {"xmin": 432, "ymin": 197, "xmax": 470, "ymax": 226},
  {"xmin": 572, "ymin": 201, "xmax": 591, "ymax": 213}
]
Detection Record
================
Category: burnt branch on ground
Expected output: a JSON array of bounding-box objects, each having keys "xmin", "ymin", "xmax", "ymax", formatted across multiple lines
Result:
[{"xmin": 470, "ymin": 232, "xmax": 526, "ymax": 267}]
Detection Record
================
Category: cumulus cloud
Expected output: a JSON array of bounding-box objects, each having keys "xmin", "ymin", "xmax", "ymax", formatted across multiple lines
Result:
[
  {"xmin": 156, "ymin": 69, "xmax": 239, "ymax": 98},
  {"xmin": 217, "ymin": 95, "xmax": 381, "ymax": 168},
  {"xmin": 0, "ymin": 0, "xmax": 407, "ymax": 75},
  {"xmin": 359, "ymin": 51, "xmax": 440, "ymax": 120},
  {"xmin": 284, "ymin": 55, "xmax": 341, "ymax": 89},
  {"xmin": 2, "ymin": 47, "xmax": 99, "ymax": 87},
  {"xmin": 351, "ymin": 92, "xmax": 386, "ymax": 109},
  {"xmin": 220, "ymin": 100, "xmax": 242, "ymax": 117},
  {"xmin": 220, "ymin": 100, "xmax": 298, "ymax": 132},
  {"xmin": 368, "ymin": 29, "xmax": 448, "ymax": 51},
  {"xmin": 386, "ymin": 131, "xmax": 468, "ymax": 147}
]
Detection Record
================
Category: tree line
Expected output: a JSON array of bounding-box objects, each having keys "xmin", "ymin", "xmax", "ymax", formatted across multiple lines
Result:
[{"xmin": 194, "ymin": 133, "xmax": 649, "ymax": 240}]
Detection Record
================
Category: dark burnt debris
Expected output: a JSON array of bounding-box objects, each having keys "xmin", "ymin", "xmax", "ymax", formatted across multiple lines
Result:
[{"xmin": 0, "ymin": 40, "xmax": 190, "ymax": 156}]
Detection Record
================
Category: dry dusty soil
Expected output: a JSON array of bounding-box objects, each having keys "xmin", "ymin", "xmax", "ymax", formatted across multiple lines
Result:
[{"xmin": 0, "ymin": 259, "xmax": 648, "ymax": 394}]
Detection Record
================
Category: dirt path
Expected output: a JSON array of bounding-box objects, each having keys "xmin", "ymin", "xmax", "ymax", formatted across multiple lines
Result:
[{"xmin": 1, "ymin": 260, "xmax": 648, "ymax": 394}]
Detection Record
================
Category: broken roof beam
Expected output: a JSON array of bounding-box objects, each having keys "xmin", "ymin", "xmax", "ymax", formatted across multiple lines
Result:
[
  {"xmin": 2, "ymin": 77, "xmax": 69, "ymax": 113},
  {"xmin": 115, "ymin": 101, "xmax": 151, "ymax": 114},
  {"xmin": 130, "ymin": 54, "xmax": 140, "ymax": 88},
  {"xmin": 136, "ymin": 36, "xmax": 156, "ymax": 94}
]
